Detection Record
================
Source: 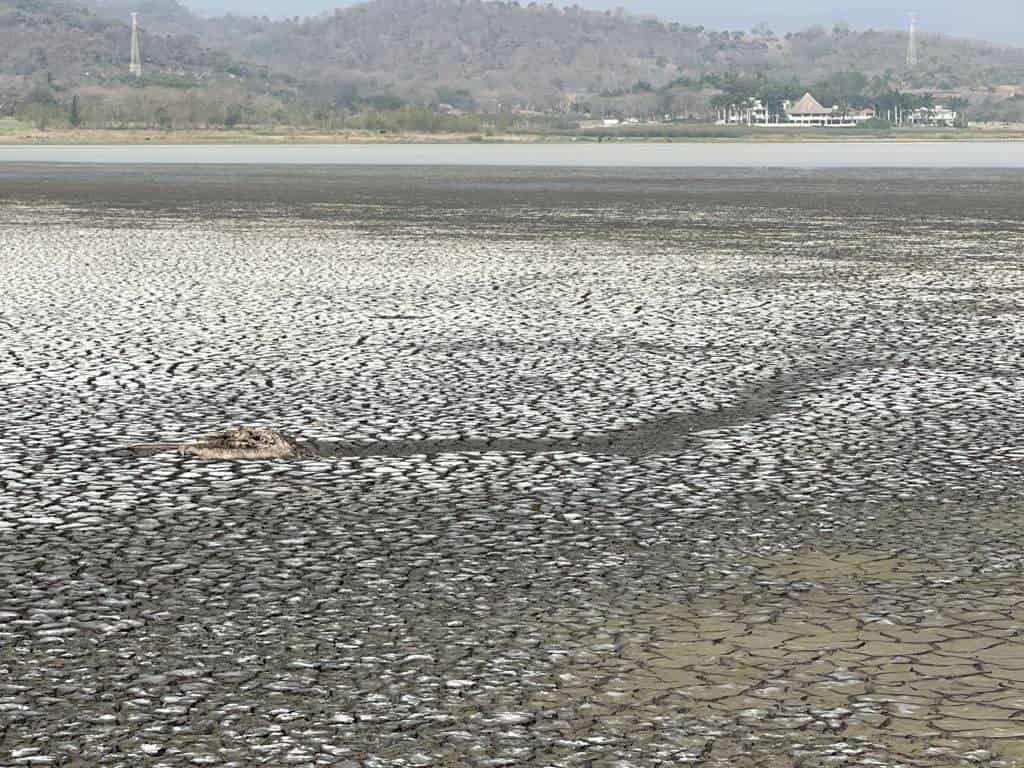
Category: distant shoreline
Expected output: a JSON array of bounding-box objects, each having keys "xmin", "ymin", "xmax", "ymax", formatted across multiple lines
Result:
[
  {"xmin": 2, "ymin": 125, "xmax": 1024, "ymax": 146},
  {"xmin": 2, "ymin": 141, "xmax": 1023, "ymax": 169}
]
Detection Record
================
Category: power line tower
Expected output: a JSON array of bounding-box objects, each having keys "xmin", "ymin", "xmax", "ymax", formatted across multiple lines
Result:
[
  {"xmin": 129, "ymin": 12, "xmax": 142, "ymax": 78},
  {"xmin": 906, "ymin": 13, "xmax": 918, "ymax": 69}
]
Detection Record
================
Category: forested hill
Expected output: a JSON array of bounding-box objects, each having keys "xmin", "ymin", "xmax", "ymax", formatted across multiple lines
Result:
[
  {"xmin": 0, "ymin": 0, "xmax": 244, "ymax": 82},
  {"xmin": 249, "ymin": 0, "xmax": 1024, "ymax": 99},
  {"xmin": 102, "ymin": 0, "xmax": 1024, "ymax": 93},
  {"xmin": 4, "ymin": 0, "xmax": 1024, "ymax": 127},
  {"xmin": 0, "ymin": 0, "xmax": 303, "ymax": 124}
]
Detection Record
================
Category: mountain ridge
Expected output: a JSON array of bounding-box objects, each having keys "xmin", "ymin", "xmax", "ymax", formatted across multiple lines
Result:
[
  {"xmin": 3, "ymin": 0, "xmax": 1023, "ymax": 128},
  {"xmin": 163, "ymin": 0, "xmax": 1024, "ymax": 48}
]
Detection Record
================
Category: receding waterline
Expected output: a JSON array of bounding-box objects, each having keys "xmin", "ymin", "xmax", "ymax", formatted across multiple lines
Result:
[{"xmin": 0, "ymin": 142, "xmax": 1022, "ymax": 168}]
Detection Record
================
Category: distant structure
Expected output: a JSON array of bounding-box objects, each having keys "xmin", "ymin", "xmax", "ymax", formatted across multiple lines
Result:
[
  {"xmin": 715, "ymin": 93, "xmax": 876, "ymax": 128},
  {"xmin": 129, "ymin": 12, "xmax": 142, "ymax": 78},
  {"xmin": 906, "ymin": 13, "xmax": 918, "ymax": 69},
  {"xmin": 714, "ymin": 90, "xmax": 961, "ymax": 129}
]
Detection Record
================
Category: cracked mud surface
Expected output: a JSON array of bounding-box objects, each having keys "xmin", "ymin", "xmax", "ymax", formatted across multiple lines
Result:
[{"xmin": 1, "ymin": 166, "xmax": 1024, "ymax": 766}]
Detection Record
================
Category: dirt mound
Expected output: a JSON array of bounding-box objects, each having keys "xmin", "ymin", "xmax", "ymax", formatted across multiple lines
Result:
[
  {"xmin": 129, "ymin": 427, "xmax": 305, "ymax": 460},
  {"xmin": 183, "ymin": 427, "xmax": 301, "ymax": 460}
]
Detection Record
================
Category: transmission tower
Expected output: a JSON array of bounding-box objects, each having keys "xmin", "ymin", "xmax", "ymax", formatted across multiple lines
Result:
[
  {"xmin": 906, "ymin": 13, "xmax": 918, "ymax": 69},
  {"xmin": 129, "ymin": 12, "xmax": 142, "ymax": 78}
]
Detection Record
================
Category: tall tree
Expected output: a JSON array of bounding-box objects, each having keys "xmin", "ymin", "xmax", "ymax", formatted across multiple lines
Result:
[{"xmin": 68, "ymin": 94, "xmax": 81, "ymax": 128}]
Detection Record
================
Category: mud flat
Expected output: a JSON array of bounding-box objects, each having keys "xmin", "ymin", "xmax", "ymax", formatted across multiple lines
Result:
[{"xmin": 1, "ymin": 166, "xmax": 1024, "ymax": 766}]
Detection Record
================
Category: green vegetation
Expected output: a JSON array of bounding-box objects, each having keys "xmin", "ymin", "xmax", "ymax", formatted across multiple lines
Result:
[
  {"xmin": 576, "ymin": 125, "xmax": 764, "ymax": 140},
  {"xmin": 859, "ymin": 117, "xmax": 894, "ymax": 129},
  {"xmin": 68, "ymin": 94, "xmax": 81, "ymax": 126},
  {"xmin": 5, "ymin": 115, "xmax": 1020, "ymax": 144},
  {"xmin": 705, "ymin": 72, "xmax": 974, "ymax": 125},
  {"xmin": 136, "ymin": 73, "xmax": 200, "ymax": 89},
  {"xmin": 0, "ymin": 117, "xmax": 33, "ymax": 135},
  {"xmin": 0, "ymin": 0, "xmax": 1021, "ymax": 134},
  {"xmin": 435, "ymin": 87, "xmax": 476, "ymax": 112}
]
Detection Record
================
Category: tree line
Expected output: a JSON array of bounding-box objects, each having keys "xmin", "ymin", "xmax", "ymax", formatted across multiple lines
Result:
[{"xmin": 706, "ymin": 72, "xmax": 971, "ymax": 126}]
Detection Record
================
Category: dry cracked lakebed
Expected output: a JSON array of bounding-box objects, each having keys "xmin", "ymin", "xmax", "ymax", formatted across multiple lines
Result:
[{"xmin": 4, "ymin": 167, "xmax": 1024, "ymax": 767}]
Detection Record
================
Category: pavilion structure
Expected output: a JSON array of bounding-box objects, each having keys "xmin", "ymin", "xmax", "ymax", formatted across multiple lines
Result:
[
  {"xmin": 716, "ymin": 92, "xmax": 876, "ymax": 128},
  {"xmin": 785, "ymin": 93, "xmax": 873, "ymax": 128}
]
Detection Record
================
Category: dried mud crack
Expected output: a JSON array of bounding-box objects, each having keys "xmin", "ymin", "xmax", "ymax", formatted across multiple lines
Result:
[
  {"xmin": 128, "ymin": 426, "xmax": 311, "ymax": 460},
  {"xmin": 127, "ymin": 365, "xmax": 848, "ymax": 461},
  {"xmin": 3, "ymin": 168, "xmax": 1024, "ymax": 768}
]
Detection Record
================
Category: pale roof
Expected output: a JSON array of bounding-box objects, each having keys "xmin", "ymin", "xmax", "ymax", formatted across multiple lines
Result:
[{"xmin": 789, "ymin": 92, "xmax": 831, "ymax": 115}]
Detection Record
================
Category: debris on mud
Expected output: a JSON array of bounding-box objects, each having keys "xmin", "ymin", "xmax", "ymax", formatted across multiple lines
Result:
[{"xmin": 129, "ymin": 426, "xmax": 306, "ymax": 460}]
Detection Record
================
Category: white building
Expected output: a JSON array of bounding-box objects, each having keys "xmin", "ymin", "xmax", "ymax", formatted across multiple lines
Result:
[
  {"xmin": 909, "ymin": 104, "xmax": 959, "ymax": 127},
  {"xmin": 715, "ymin": 99, "xmax": 768, "ymax": 126},
  {"xmin": 784, "ymin": 93, "xmax": 875, "ymax": 128},
  {"xmin": 715, "ymin": 92, "xmax": 876, "ymax": 128}
]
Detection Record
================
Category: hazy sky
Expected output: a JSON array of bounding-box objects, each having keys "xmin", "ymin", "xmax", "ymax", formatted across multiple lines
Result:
[{"xmin": 188, "ymin": 0, "xmax": 1022, "ymax": 45}]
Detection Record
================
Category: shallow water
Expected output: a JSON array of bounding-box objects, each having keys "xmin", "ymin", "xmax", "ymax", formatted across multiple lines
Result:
[{"xmin": 0, "ymin": 140, "xmax": 1023, "ymax": 167}]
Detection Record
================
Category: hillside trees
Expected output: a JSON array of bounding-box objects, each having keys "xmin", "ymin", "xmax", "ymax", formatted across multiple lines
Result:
[{"xmin": 2, "ymin": 0, "xmax": 1023, "ymax": 127}]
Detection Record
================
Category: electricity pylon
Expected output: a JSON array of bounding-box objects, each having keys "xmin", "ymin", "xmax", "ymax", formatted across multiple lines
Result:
[
  {"xmin": 130, "ymin": 13, "xmax": 142, "ymax": 78},
  {"xmin": 906, "ymin": 13, "xmax": 918, "ymax": 69}
]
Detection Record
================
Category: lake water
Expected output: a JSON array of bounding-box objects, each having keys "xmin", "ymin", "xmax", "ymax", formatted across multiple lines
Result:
[{"xmin": 0, "ymin": 141, "xmax": 1022, "ymax": 167}]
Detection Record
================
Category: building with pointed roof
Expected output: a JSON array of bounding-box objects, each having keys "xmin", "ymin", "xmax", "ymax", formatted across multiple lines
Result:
[
  {"xmin": 713, "ymin": 92, "xmax": 876, "ymax": 128},
  {"xmin": 784, "ymin": 92, "xmax": 874, "ymax": 127},
  {"xmin": 788, "ymin": 92, "xmax": 830, "ymax": 116}
]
